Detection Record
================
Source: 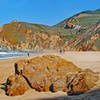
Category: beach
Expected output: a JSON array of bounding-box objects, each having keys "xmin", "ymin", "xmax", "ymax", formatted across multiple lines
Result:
[{"xmin": 0, "ymin": 52, "xmax": 100, "ymax": 100}]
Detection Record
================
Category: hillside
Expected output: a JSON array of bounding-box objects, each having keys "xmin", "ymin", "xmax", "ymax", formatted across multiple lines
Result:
[
  {"xmin": 0, "ymin": 20, "xmax": 63, "ymax": 51},
  {"xmin": 63, "ymin": 22, "xmax": 100, "ymax": 51},
  {"xmin": 54, "ymin": 9, "xmax": 100, "ymax": 28},
  {"xmin": 0, "ymin": 9, "xmax": 100, "ymax": 51}
]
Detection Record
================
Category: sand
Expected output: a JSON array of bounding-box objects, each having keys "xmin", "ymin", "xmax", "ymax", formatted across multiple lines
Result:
[{"xmin": 0, "ymin": 52, "xmax": 100, "ymax": 100}]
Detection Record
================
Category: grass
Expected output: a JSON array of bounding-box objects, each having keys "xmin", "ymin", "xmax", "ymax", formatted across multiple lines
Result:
[
  {"xmin": 77, "ymin": 16, "xmax": 100, "ymax": 26},
  {"xmin": 85, "ymin": 10, "xmax": 100, "ymax": 14},
  {"xmin": 94, "ymin": 37, "xmax": 100, "ymax": 50}
]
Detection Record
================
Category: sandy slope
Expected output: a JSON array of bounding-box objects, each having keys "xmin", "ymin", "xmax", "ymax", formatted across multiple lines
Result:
[{"xmin": 0, "ymin": 52, "xmax": 100, "ymax": 100}]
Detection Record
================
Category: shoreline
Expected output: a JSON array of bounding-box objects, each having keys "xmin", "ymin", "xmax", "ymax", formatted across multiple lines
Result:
[
  {"xmin": 0, "ymin": 51, "xmax": 100, "ymax": 59},
  {"xmin": 0, "ymin": 51, "xmax": 42, "ymax": 60}
]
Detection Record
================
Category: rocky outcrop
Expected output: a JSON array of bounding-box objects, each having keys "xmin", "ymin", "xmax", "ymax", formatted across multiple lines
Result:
[
  {"xmin": 63, "ymin": 23, "xmax": 100, "ymax": 51},
  {"xmin": 6, "ymin": 74, "xmax": 30, "ymax": 96},
  {"xmin": 52, "ymin": 69, "xmax": 99, "ymax": 94},
  {"xmin": 6, "ymin": 55, "xmax": 99, "ymax": 96},
  {"xmin": 14, "ymin": 55, "xmax": 80, "ymax": 92},
  {"xmin": 66, "ymin": 69, "xmax": 99, "ymax": 95},
  {"xmin": 0, "ymin": 21, "xmax": 62, "ymax": 51}
]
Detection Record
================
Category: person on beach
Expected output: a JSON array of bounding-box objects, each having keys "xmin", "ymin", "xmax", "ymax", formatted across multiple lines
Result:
[
  {"xmin": 28, "ymin": 52, "xmax": 29, "ymax": 57},
  {"xmin": 59, "ymin": 48, "xmax": 62, "ymax": 54}
]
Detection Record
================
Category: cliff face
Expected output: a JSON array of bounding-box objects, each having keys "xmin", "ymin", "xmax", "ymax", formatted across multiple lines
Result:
[
  {"xmin": 0, "ymin": 21, "xmax": 62, "ymax": 51},
  {"xmin": 0, "ymin": 9, "xmax": 100, "ymax": 51},
  {"xmin": 63, "ymin": 22, "xmax": 100, "ymax": 51},
  {"xmin": 15, "ymin": 32, "xmax": 62, "ymax": 51}
]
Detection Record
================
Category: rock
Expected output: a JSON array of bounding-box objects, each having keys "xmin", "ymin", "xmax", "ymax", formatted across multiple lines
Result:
[
  {"xmin": 66, "ymin": 69, "xmax": 99, "ymax": 95},
  {"xmin": 13, "ymin": 55, "xmax": 81, "ymax": 92},
  {"xmin": 14, "ymin": 59, "xmax": 28, "ymax": 74},
  {"xmin": 6, "ymin": 55, "xmax": 99, "ymax": 96},
  {"xmin": 6, "ymin": 74, "xmax": 30, "ymax": 96},
  {"xmin": 52, "ymin": 78, "xmax": 67, "ymax": 92}
]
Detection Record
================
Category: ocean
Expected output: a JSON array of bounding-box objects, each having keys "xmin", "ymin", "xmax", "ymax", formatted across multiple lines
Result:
[{"xmin": 0, "ymin": 52, "xmax": 40, "ymax": 59}]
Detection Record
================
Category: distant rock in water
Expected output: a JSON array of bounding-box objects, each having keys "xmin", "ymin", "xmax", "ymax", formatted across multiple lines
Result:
[{"xmin": 6, "ymin": 55, "xmax": 99, "ymax": 96}]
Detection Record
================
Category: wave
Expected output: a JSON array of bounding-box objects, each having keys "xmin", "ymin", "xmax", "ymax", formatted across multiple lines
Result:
[{"xmin": 0, "ymin": 52, "xmax": 8, "ymax": 54}]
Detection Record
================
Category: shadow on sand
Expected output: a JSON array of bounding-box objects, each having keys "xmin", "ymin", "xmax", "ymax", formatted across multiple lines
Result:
[
  {"xmin": 0, "ymin": 82, "xmax": 100, "ymax": 100},
  {"xmin": 26, "ymin": 89, "xmax": 100, "ymax": 100}
]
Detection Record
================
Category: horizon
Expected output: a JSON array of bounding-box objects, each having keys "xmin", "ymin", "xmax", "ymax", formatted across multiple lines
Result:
[{"xmin": 0, "ymin": 0, "xmax": 100, "ymax": 26}]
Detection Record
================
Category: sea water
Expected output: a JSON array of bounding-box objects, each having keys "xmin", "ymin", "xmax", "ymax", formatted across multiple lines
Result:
[{"xmin": 0, "ymin": 52, "xmax": 41, "ymax": 59}]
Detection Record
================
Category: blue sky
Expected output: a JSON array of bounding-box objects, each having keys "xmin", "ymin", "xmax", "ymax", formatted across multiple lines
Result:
[{"xmin": 0, "ymin": 0, "xmax": 100, "ymax": 26}]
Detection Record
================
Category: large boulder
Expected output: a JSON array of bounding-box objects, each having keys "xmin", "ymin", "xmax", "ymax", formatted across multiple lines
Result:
[
  {"xmin": 52, "ymin": 77, "xmax": 67, "ymax": 92},
  {"xmin": 6, "ymin": 74, "xmax": 30, "ymax": 96},
  {"xmin": 52, "ymin": 69, "xmax": 99, "ymax": 94},
  {"xmin": 66, "ymin": 69, "xmax": 99, "ymax": 95},
  {"xmin": 6, "ymin": 55, "xmax": 99, "ymax": 96},
  {"xmin": 14, "ymin": 55, "xmax": 81, "ymax": 92}
]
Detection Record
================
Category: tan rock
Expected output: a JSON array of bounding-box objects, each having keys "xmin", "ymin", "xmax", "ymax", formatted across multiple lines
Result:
[
  {"xmin": 52, "ymin": 78, "xmax": 67, "ymax": 92},
  {"xmin": 6, "ymin": 74, "xmax": 30, "ymax": 96},
  {"xmin": 66, "ymin": 69, "xmax": 99, "ymax": 95},
  {"xmin": 6, "ymin": 55, "xmax": 99, "ymax": 96},
  {"xmin": 14, "ymin": 55, "xmax": 81, "ymax": 93}
]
